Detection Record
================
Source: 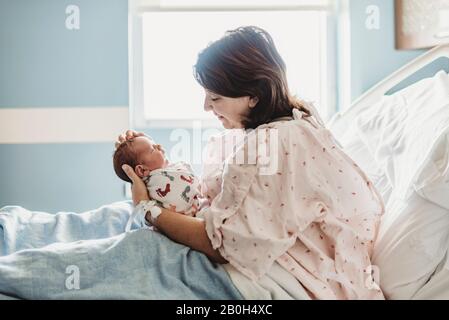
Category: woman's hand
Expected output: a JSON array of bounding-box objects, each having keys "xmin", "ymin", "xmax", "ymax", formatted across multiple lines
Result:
[
  {"xmin": 121, "ymin": 164, "xmax": 150, "ymax": 205},
  {"xmin": 115, "ymin": 130, "xmax": 146, "ymax": 149}
]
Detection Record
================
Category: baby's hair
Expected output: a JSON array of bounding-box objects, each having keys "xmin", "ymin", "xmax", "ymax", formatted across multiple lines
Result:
[{"xmin": 113, "ymin": 140, "xmax": 139, "ymax": 183}]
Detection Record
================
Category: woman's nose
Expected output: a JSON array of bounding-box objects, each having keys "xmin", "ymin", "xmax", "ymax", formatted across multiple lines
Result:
[{"xmin": 204, "ymin": 97, "xmax": 212, "ymax": 112}]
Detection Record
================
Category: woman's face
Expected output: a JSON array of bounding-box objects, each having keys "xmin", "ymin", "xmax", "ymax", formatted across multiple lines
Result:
[{"xmin": 203, "ymin": 89, "xmax": 258, "ymax": 129}]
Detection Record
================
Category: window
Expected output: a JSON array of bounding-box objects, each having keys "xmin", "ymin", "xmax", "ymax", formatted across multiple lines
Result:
[{"xmin": 129, "ymin": 0, "xmax": 336, "ymax": 128}]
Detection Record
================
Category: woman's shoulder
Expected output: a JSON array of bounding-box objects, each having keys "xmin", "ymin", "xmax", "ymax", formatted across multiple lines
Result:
[{"xmin": 254, "ymin": 116, "xmax": 325, "ymax": 143}]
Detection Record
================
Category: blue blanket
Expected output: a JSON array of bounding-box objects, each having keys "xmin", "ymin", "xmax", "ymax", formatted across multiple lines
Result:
[{"xmin": 0, "ymin": 201, "xmax": 243, "ymax": 300}]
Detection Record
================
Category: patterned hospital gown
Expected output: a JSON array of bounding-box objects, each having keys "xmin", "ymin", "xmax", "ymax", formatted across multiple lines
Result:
[{"xmin": 200, "ymin": 108, "xmax": 385, "ymax": 300}]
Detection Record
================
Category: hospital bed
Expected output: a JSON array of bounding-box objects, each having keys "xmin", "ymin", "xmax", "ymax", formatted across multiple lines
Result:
[{"xmin": 327, "ymin": 44, "xmax": 449, "ymax": 299}]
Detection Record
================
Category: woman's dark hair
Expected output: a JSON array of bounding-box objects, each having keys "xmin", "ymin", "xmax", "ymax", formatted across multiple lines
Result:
[{"xmin": 193, "ymin": 25, "xmax": 312, "ymax": 129}]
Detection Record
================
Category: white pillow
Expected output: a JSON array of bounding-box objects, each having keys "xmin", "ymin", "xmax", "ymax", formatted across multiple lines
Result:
[
  {"xmin": 372, "ymin": 192, "xmax": 449, "ymax": 299},
  {"xmin": 355, "ymin": 71, "xmax": 449, "ymax": 201},
  {"xmin": 414, "ymin": 130, "xmax": 449, "ymax": 210},
  {"xmin": 412, "ymin": 250, "xmax": 449, "ymax": 299}
]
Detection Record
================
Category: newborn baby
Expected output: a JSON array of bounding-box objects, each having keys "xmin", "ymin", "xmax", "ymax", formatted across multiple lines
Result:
[{"xmin": 113, "ymin": 135, "xmax": 205, "ymax": 230}]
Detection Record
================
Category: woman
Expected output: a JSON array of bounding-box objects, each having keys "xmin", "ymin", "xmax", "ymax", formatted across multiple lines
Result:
[{"xmin": 119, "ymin": 26, "xmax": 385, "ymax": 299}]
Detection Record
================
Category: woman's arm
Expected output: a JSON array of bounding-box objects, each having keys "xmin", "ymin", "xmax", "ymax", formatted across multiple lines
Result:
[
  {"xmin": 150, "ymin": 209, "xmax": 228, "ymax": 264},
  {"xmin": 121, "ymin": 163, "xmax": 227, "ymax": 264}
]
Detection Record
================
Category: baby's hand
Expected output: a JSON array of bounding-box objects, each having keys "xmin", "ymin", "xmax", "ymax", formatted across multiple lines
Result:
[
  {"xmin": 115, "ymin": 130, "xmax": 146, "ymax": 149},
  {"xmin": 121, "ymin": 164, "xmax": 151, "ymax": 205}
]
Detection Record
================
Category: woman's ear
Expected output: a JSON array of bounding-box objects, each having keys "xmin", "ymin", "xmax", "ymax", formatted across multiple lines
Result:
[
  {"xmin": 248, "ymin": 96, "xmax": 259, "ymax": 108},
  {"xmin": 135, "ymin": 164, "xmax": 149, "ymax": 178}
]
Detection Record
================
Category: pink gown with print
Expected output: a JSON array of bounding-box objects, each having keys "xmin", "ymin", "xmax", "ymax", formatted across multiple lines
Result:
[{"xmin": 200, "ymin": 108, "xmax": 385, "ymax": 300}]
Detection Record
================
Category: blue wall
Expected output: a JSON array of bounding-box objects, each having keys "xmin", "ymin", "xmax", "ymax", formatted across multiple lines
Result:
[
  {"xmin": 349, "ymin": 0, "xmax": 426, "ymax": 101},
  {"xmin": 0, "ymin": 143, "xmax": 124, "ymax": 212},
  {"xmin": 0, "ymin": 0, "xmax": 128, "ymax": 107},
  {"xmin": 0, "ymin": 0, "xmax": 128, "ymax": 213}
]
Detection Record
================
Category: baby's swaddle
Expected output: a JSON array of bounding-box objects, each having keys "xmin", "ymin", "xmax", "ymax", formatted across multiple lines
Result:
[
  {"xmin": 144, "ymin": 161, "xmax": 204, "ymax": 216},
  {"xmin": 125, "ymin": 162, "xmax": 206, "ymax": 232}
]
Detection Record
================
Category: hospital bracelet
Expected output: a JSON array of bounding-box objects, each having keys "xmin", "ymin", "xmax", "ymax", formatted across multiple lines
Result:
[{"xmin": 137, "ymin": 200, "xmax": 162, "ymax": 225}]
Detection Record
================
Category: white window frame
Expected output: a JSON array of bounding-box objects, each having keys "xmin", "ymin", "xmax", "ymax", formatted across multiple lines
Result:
[
  {"xmin": 129, "ymin": 0, "xmax": 339, "ymax": 128},
  {"xmin": 336, "ymin": 0, "xmax": 352, "ymax": 112}
]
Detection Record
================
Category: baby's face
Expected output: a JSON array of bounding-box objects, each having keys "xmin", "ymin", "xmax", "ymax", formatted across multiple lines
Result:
[{"xmin": 133, "ymin": 136, "xmax": 168, "ymax": 175}]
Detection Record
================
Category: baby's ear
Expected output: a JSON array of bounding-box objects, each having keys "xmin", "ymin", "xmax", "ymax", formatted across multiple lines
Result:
[{"xmin": 135, "ymin": 164, "xmax": 147, "ymax": 178}]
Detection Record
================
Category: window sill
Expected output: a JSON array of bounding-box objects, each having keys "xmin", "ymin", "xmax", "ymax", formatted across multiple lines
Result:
[{"xmin": 134, "ymin": 118, "xmax": 224, "ymax": 129}]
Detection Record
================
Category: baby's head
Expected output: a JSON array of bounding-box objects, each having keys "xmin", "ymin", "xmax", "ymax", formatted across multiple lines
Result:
[{"xmin": 113, "ymin": 135, "xmax": 168, "ymax": 183}]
